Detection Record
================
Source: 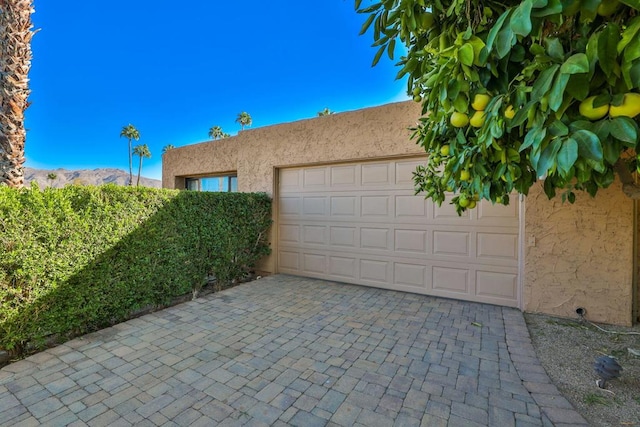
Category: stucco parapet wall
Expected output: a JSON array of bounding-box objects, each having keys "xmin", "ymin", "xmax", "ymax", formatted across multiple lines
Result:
[{"xmin": 162, "ymin": 101, "xmax": 425, "ymax": 191}]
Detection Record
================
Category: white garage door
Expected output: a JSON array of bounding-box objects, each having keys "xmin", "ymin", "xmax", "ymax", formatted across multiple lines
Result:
[{"xmin": 277, "ymin": 158, "xmax": 521, "ymax": 307}]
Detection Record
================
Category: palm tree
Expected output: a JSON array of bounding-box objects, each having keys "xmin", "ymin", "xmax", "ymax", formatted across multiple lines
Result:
[
  {"xmin": 46, "ymin": 172, "xmax": 57, "ymax": 187},
  {"xmin": 222, "ymin": 132, "xmax": 231, "ymax": 138},
  {"xmin": 162, "ymin": 144, "xmax": 175, "ymax": 154},
  {"xmin": 120, "ymin": 124, "xmax": 140, "ymax": 186},
  {"xmin": 318, "ymin": 108, "xmax": 335, "ymax": 117},
  {"xmin": 235, "ymin": 112, "xmax": 252, "ymax": 131},
  {"xmin": 0, "ymin": 1, "xmax": 35, "ymax": 189},
  {"xmin": 132, "ymin": 144, "xmax": 151, "ymax": 187},
  {"xmin": 208, "ymin": 125, "xmax": 224, "ymax": 140}
]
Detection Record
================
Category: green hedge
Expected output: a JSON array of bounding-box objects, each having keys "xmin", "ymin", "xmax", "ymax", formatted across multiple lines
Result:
[{"xmin": 0, "ymin": 185, "xmax": 271, "ymax": 355}]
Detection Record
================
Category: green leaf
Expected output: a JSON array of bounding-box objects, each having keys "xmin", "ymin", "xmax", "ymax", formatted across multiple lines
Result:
[
  {"xmin": 372, "ymin": 44, "xmax": 386, "ymax": 67},
  {"xmin": 560, "ymin": 53, "xmax": 589, "ymax": 75},
  {"xmin": 624, "ymin": 36, "xmax": 640, "ymax": 64},
  {"xmin": 565, "ymin": 74, "xmax": 591, "ymax": 101},
  {"xmin": 496, "ymin": 28, "xmax": 516, "ymax": 59},
  {"xmin": 609, "ymin": 117, "xmax": 639, "ymax": 145},
  {"xmin": 486, "ymin": 10, "xmax": 511, "ymax": 53},
  {"xmin": 387, "ymin": 38, "xmax": 396, "ymax": 60},
  {"xmin": 602, "ymin": 139, "xmax": 622, "ymax": 164},
  {"xmin": 598, "ymin": 24, "xmax": 620, "ymax": 78},
  {"xmin": 591, "ymin": 120, "xmax": 611, "ymax": 141},
  {"xmin": 531, "ymin": 65, "xmax": 559, "ymax": 101},
  {"xmin": 548, "ymin": 120, "xmax": 569, "ymax": 137},
  {"xmin": 545, "ymin": 38, "xmax": 564, "ymax": 61},
  {"xmin": 619, "ymin": 0, "xmax": 640, "ymax": 11},
  {"xmin": 510, "ymin": 0, "xmax": 534, "ymax": 36},
  {"xmin": 557, "ymin": 139, "xmax": 578, "ymax": 176},
  {"xmin": 617, "ymin": 16, "xmax": 640, "ymax": 54},
  {"xmin": 537, "ymin": 138, "xmax": 562, "ymax": 176},
  {"xmin": 573, "ymin": 129, "xmax": 603, "ymax": 162},
  {"xmin": 458, "ymin": 43, "xmax": 474, "ymax": 66},
  {"xmin": 549, "ymin": 73, "xmax": 570, "ymax": 112},
  {"xmin": 532, "ymin": 0, "xmax": 563, "ymax": 16},
  {"xmin": 520, "ymin": 126, "xmax": 547, "ymax": 151},
  {"xmin": 586, "ymin": 32, "xmax": 599, "ymax": 77},
  {"xmin": 359, "ymin": 13, "xmax": 376, "ymax": 35}
]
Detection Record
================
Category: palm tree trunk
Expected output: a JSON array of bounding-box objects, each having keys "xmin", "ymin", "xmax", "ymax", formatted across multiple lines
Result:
[
  {"xmin": 137, "ymin": 155, "xmax": 142, "ymax": 186},
  {"xmin": 0, "ymin": 0, "xmax": 34, "ymax": 189},
  {"xmin": 128, "ymin": 139, "xmax": 133, "ymax": 186}
]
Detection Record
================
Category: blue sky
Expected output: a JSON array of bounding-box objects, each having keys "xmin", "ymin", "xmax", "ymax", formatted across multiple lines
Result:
[{"xmin": 25, "ymin": 1, "xmax": 409, "ymax": 180}]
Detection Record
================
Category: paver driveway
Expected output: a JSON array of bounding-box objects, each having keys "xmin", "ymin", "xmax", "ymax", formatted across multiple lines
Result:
[{"xmin": 0, "ymin": 275, "xmax": 587, "ymax": 426}]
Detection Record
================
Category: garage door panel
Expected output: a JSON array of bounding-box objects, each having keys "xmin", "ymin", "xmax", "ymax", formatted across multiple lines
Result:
[
  {"xmin": 396, "ymin": 195, "xmax": 427, "ymax": 218},
  {"xmin": 302, "ymin": 225, "xmax": 327, "ymax": 245},
  {"xmin": 394, "ymin": 262, "xmax": 427, "ymax": 288},
  {"xmin": 432, "ymin": 266, "xmax": 469, "ymax": 293},
  {"xmin": 329, "ymin": 256, "xmax": 357, "ymax": 279},
  {"xmin": 302, "ymin": 197, "xmax": 327, "ymax": 215},
  {"xmin": 279, "ymin": 251, "xmax": 300, "ymax": 270},
  {"xmin": 278, "ymin": 158, "xmax": 521, "ymax": 308},
  {"xmin": 303, "ymin": 253, "xmax": 326, "ymax": 274},
  {"xmin": 280, "ymin": 169, "xmax": 302, "ymax": 189},
  {"xmin": 478, "ymin": 199, "xmax": 519, "ymax": 219},
  {"xmin": 362, "ymin": 163, "xmax": 391, "ymax": 185},
  {"xmin": 476, "ymin": 270, "xmax": 518, "ymax": 300},
  {"xmin": 433, "ymin": 230, "xmax": 470, "ymax": 257},
  {"xmin": 362, "ymin": 196, "xmax": 391, "ymax": 217},
  {"xmin": 330, "ymin": 196, "xmax": 357, "ymax": 216},
  {"xmin": 394, "ymin": 229, "xmax": 428, "ymax": 254},
  {"xmin": 396, "ymin": 160, "xmax": 423, "ymax": 185},
  {"xmin": 433, "ymin": 199, "xmax": 471, "ymax": 220},
  {"xmin": 279, "ymin": 224, "xmax": 300, "ymax": 244},
  {"xmin": 361, "ymin": 228, "xmax": 390, "ymax": 250},
  {"xmin": 477, "ymin": 233, "xmax": 518, "ymax": 260},
  {"xmin": 330, "ymin": 226, "xmax": 357, "ymax": 247},
  {"xmin": 280, "ymin": 197, "xmax": 302, "ymax": 216},
  {"xmin": 331, "ymin": 165, "xmax": 357, "ymax": 186},
  {"xmin": 303, "ymin": 168, "xmax": 327, "ymax": 188}
]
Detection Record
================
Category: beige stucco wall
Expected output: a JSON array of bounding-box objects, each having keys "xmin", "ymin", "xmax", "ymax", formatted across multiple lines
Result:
[
  {"xmin": 524, "ymin": 180, "xmax": 635, "ymax": 325},
  {"xmin": 163, "ymin": 100, "xmax": 636, "ymax": 325}
]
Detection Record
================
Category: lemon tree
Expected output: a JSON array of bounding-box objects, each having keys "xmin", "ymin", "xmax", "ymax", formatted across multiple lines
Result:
[{"xmin": 356, "ymin": 0, "xmax": 640, "ymax": 213}]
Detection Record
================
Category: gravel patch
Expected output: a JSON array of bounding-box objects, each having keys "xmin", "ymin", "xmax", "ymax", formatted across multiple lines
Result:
[{"xmin": 526, "ymin": 313, "xmax": 640, "ymax": 427}]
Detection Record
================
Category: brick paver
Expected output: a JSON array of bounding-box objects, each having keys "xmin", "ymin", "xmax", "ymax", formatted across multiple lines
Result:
[{"xmin": 0, "ymin": 275, "xmax": 588, "ymax": 425}]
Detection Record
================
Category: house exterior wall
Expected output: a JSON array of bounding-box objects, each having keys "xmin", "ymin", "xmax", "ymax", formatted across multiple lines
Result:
[
  {"xmin": 162, "ymin": 101, "xmax": 636, "ymax": 325},
  {"xmin": 524, "ymin": 180, "xmax": 635, "ymax": 326}
]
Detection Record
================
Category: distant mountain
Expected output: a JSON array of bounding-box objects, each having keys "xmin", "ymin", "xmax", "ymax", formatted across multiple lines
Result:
[{"xmin": 24, "ymin": 168, "xmax": 162, "ymax": 189}]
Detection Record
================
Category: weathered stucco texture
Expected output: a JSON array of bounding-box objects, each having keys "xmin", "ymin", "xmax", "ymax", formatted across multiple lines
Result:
[
  {"xmin": 163, "ymin": 100, "xmax": 636, "ymax": 325},
  {"xmin": 524, "ymin": 179, "xmax": 634, "ymax": 326}
]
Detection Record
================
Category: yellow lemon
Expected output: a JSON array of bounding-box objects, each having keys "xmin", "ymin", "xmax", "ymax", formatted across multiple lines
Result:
[
  {"xmin": 450, "ymin": 112, "xmax": 469, "ymax": 127},
  {"xmin": 460, "ymin": 170, "xmax": 471, "ymax": 181},
  {"xmin": 469, "ymin": 110, "xmax": 486, "ymax": 128},
  {"xmin": 579, "ymin": 96, "xmax": 609, "ymax": 120},
  {"xmin": 504, "ymin": 105, "xmax": 516, "ymax": 119},
  {"xmin": 440, "ymin": 145, "xmax": 450, "ymax": 156},
  {"xmin": 471, "ymin": 94, "xmax": 491, "ymax": 111},
  {"xmin": 459, "ymin": 197, "xmax": 470, "ymax": 208},
  {"xmin": 468, "ymin": 200, "xmax": 477, "ymax": 209},
  {"xmin": 609, "ymin": 93, "xmax": 640, "ymax": 118}
]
